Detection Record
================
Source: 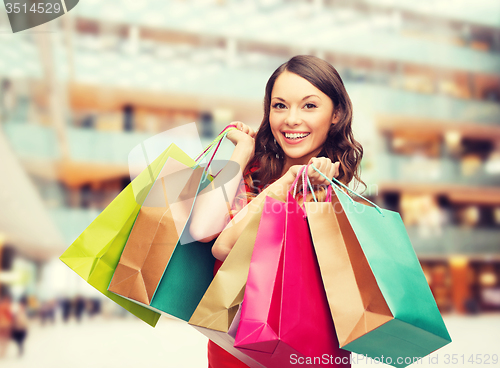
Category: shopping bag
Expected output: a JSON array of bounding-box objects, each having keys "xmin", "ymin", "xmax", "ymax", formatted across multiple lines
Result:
[
  {"xmin": 306, "ymin": 166, "xmax": 452, "ymax": 368},
  {"xmin": 108, "ymin": 157, "xmax": 194, "ymax": 305},
  {"xmin": 59, "ymin": 144, "xmax": 193, "ymax": 327},
  {"xmin": 234, "ymin": 191, "xmax": 350, "ymax": 368},
  {"xmin": 188, "ymin": 190, "xmax": 282, "ymax": 331},
  {"xmin": 234, "ymin": 195, "xmax": 285, "ymax": 356},
  {"xmin": 146, "ymin": 166, "xmax": 216, "ymax": 321},
  {"xmin": 108, "ymin": 126, "xmax": 238, "ymax": 322},
  {"xmin": 189, "ymin": 192, "xmax": 284, "ymax": 367},
  {"xmin": 108, "ymin": 162, "xmax": 213, "ymax": 322}
]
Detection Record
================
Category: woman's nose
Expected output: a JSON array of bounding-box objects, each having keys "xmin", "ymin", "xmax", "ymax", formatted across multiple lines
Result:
[{"xmin": 284, "ymin": 108, "xmax": 301, "ymax": 126}]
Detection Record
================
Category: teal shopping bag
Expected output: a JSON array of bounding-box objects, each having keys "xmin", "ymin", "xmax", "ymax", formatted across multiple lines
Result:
[
  {"xmin": 147, "ymin": 168, "xmax": 217, "ymax": 321},
  {"xmin": 306, "ymin": 166, "xmax": 451, "ymax": 368}
]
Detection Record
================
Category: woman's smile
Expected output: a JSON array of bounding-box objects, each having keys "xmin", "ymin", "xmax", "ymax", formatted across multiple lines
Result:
[{"xmin": 281, "ymin": 130, "xmax": 311, "ymax": 144}]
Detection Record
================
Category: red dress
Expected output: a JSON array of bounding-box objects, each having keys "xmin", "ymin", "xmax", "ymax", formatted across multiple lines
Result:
[
  {"xmin": 207, "ymin": 163, "xmax": 261, "ymax": 368},
  {"xmin": 207, "ymin": 261, "xmax": 250, "ymax": 368}
]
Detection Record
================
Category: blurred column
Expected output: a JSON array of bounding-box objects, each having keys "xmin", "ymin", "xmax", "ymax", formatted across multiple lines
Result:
[
  {"xmin": 35, "ymin": 23, "xmax": 71, "ymax": 159},
  {"xmin": 0, "ymin": 79, "xmax": 15, "ymax": 125},
  {"xmin": 449, "ymin": 256, "xmax": 471, "ymax": 314},
  {"xmin": 126, "ymin": 25, "xmax": 140, "ymax": 55},
  {"xmin": 226, "ymin": 37, "xmax": 238, "ymax": 68},
  {"xmin": 62, "ymin": 12, "xmax": 75, "ymax": 82}
]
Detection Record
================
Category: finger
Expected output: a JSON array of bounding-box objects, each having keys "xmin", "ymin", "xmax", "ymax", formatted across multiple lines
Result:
[
  {"xmin": 322, "ymin": 160, "xmax": 336, "ymax": 182},
  {"xmin": 248, "ymin": 127, "xmax": 256, "ymax": 138},
  {"xmin": 307, "ymin": 165, "xmax": 325, "ymax": 188},
  {"xmin": 333, "ymin": 162, "xmax": 341, "ymax": 178},
  {"xmin": 243, "ymin": 123, "xmax": 253, "ymax": 136},
  {"xmin": 306, "ymin": 158, "xmax": 320, "ymax": 181},
  {"xmin": 289, "ymin": 165, "xmax": 301, "ymax": 178},
  {"xmin": 314, "ymin": 157, "xmax": 329, "ymax": 172},
  {"xmin": 234, "ymin": 121, "xmax": 243, "ymax": 131},
  {"xmin": 308, "ymin": 157, "xmax": 321, "ymax": 172},
  {"xmin": 325, "ymin": 164, "xmax": 335, "ymax": 182},
  {"xmin": 313, "ymin": 159, "xmax": 334, "ymax": 186},
  {"xmin": 311, "ymin": 159, "xmax": 325, "ymax": 178}
]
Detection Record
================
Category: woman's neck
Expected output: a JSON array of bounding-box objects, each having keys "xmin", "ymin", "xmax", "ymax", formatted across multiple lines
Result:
[{"xmin": 280, "ymin": 149, "xmax": 322, "ymax": 177}]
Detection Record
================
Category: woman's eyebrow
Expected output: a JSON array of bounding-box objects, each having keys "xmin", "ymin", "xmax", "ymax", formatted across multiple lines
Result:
[
  {"xmin": 302, "ymin": 94, "xmax": 320, "ymax": 100},
  {"xmin": 271, "ymin": 95, "xmax": 320, "ymax": 101}
]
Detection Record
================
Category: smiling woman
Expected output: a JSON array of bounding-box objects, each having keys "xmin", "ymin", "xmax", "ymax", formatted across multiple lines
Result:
[{"xmin": 188, "ymin": 55, "xmax": 365, "ymax": 368}]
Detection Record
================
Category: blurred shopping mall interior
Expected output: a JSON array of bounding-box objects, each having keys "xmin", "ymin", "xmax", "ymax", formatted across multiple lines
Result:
[{"xmin": 0, "ymin": 0, "xmax": 499, "ymax": 365}]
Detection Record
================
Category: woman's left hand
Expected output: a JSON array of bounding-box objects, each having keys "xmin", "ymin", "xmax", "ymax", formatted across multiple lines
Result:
[{"xmin": 306, "ymin": 157, "xmax": 341, "ymax": 187}]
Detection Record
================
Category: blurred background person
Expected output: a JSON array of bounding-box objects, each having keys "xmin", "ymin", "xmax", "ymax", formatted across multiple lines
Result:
[
  {"xmin": 0, "ymin": 294, "xmax": 13, "ymax": 358},
  {"xmin": 10, "ymin": 296, "xmax": 28, "ymax": 357}
]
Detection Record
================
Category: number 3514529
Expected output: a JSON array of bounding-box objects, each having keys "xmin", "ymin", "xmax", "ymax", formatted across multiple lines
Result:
[
  {"xmin": 444, "ymin": 354, "xmax": 498, "ymax": 365},
  {"xmin": 5, "ymin": 2, "xmax": 62, "ymax": 13}
]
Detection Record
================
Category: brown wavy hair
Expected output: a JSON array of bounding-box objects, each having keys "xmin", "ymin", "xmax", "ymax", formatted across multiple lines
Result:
[{"xmin": 241, "ymin": 55, "xmax": 365, "ymax": 204}]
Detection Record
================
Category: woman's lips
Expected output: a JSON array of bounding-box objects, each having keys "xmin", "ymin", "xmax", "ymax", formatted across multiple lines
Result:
[{"xmin": 281, "ymin": 131, "xmax": 310, "ymax": 145}]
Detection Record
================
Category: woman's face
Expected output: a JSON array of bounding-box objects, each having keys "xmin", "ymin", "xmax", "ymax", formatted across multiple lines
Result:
[{"xmin": 269, "ymin": 71, "xmax": 337, "ymax": 165}]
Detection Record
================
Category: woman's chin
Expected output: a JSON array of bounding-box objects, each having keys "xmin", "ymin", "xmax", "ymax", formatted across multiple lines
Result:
[{"xmin": 282, "ymin": 152, "xmax": 314, "ymax": 163}]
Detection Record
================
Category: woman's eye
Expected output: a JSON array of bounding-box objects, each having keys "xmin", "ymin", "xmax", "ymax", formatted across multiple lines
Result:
[
  {"xmin": 272, "ymin": 103, "xmax": 286, "ymax": 109},
  {"xmin": 304, "ymin": 103, "xmax": 317, "ymax": 109}
]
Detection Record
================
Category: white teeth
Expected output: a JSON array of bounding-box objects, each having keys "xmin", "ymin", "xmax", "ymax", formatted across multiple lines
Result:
[{"xmin": 284, "ymin": 132, "xmax": 310, "ymax": 139}]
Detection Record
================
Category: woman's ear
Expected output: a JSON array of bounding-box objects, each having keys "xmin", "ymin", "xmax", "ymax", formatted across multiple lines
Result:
[{"xmin": 331, "ymin": 110, "xmax": 341, "ymax": 124}]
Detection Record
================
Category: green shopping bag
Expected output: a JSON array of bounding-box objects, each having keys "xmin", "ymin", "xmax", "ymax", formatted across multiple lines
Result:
[
  {"xmin": 106, "ymin": 125, "xmax": 238, "ymax": 322},
  {"xmin": 59, "ymin": 143, "xmax": 197, "ymax": 327},
  {"xmin": 306, "ymin": 165, "xmax": 451, "ymax": 368}
]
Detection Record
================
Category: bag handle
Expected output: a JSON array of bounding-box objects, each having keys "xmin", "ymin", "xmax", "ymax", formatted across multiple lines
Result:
[
  {"xmin": 195, "ymin": 124, "xmax": 236, "ymax": 163},
  {"xmin": 195, "ymin": 124, "xmax": 238, "ymax": 182},
  {"xmin": 301, "ymin": 164, "xmax": 317, "ymax": 202},
  {"xmin": 311, "ymin": 164, "xmax": 384, "ymax": 216},
  {"xmin": 290, "ymin": 165, "xmax": 317, "ymax": 202},
  {"xmin": 325, "ymin": 185, "xmax": 332, "ymax": 202}
]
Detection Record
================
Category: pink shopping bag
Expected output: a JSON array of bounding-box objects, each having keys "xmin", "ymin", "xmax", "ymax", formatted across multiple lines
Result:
[{"xmin": 235, "ymin": 188, "xmax": 351, "ymax": 367}]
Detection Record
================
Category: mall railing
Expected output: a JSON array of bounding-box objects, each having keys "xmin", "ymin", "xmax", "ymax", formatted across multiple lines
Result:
[
  {"xmin": 378, "ymin": 152, "xmax": 500, "ymax": 187},
  {"xmin": 408, "ymin": 225, "xmax": 500, "ymax": 256}
]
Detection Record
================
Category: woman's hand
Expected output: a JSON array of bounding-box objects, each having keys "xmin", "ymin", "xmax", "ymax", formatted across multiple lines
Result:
[
  {"xmin": 225, "ymin": 121, "xmax": 256, "ymax": 165},
  {"xmin": 278, "ymin": 158, "xmax": 341, "ymax": 193},
  {"xmin": 226, "ymin": 121, "xmax": 256, "ymax": 146},
  {"xmin": 191, "ymin": 122, "xmax": 256, "ymax": 247},
  {"xmin": 307, "ymin": 157, "xmax": 341, "ymax": 187}
]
